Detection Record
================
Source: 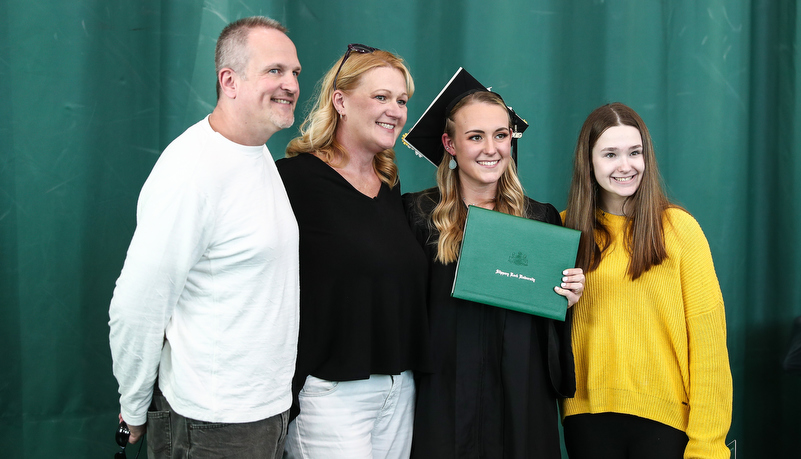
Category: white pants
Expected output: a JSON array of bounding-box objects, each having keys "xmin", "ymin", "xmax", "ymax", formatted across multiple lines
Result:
[{"xmin": 284, "ymin": 371, "xmax": 415, "ymax": 459}]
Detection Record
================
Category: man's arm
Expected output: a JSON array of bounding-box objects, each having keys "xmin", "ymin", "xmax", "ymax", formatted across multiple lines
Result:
[{"xmin": 109, "ymin": 163, "xmax": 211, "ymax": 425}]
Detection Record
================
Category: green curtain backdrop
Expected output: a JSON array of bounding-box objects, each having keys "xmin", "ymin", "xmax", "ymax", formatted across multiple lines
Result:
[{"xmin": 1, "ymin": 0, "xmax": 799, "ymax": 457}]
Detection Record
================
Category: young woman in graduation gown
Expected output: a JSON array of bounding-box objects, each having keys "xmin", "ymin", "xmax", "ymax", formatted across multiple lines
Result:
[{"xmin": 403, "ymin": 84, "xmax": 584, "ymax": 458}]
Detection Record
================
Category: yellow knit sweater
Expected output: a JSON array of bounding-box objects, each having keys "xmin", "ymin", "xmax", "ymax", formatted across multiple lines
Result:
[{"xmin": 561, "ymin": 208, "xmax": 733, "ymax": 459}]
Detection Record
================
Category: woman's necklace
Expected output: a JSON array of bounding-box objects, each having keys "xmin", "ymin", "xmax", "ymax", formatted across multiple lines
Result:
[{"xmin": 463, "ymin": 197, "xmax": 496, "ymax": 210}]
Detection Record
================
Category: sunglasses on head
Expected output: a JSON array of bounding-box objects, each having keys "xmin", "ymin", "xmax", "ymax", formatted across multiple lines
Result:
[
  {"xmin": 115, "ymin": 421, "xmax": 143, "ymax": 459},
  {"xmin": 332, "ymin": 43, "xmax": 378, "ymax": 90}
]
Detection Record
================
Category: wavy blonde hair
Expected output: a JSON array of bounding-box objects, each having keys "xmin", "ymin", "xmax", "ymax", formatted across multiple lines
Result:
[
  {"xmin": 564, "ymin": 102, "xmax": 676, "ymax": 280},
  {"xmin": 285, "ymin": 48, "xmax": 414, "ymax": 187},
  {"xmin": 433, "ymin": 92, "xmax": 528, "ymax": 264}
]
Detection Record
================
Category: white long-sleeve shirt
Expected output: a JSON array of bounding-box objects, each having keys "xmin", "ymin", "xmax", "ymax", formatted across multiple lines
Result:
[{"xmin": 109, "ymin": 116, "xmax": 299, "ymax": 425}]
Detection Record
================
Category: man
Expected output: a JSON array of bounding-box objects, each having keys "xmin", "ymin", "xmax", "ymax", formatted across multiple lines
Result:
[{"xmin": 109, "ymin": 16, "xmax": 301, "ymax": 458}]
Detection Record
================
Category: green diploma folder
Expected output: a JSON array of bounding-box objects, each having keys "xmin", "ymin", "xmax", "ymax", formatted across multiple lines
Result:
[{"xmin": 452, "ymin": 206, "xmax": 581, "ymax": 321}]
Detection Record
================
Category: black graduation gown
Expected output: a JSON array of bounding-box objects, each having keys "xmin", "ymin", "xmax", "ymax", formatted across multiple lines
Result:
[{"xmin": 403, "ymin": 188, "xmax": 576, "ymax": 459}]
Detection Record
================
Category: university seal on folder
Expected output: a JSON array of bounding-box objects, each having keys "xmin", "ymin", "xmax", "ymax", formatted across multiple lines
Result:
[{"xmin": 452, "ymin": 206, "xmax": 581, "ymax": 321}]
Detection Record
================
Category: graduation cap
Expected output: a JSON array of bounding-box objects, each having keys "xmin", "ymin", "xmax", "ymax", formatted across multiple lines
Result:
[{"xmin": 402, "ymin": 67, "xmax": 528, "ymax": 167}]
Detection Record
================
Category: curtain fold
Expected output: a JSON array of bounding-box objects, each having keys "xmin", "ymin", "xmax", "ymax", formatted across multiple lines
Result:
[{"xmin": 1, "ymin": 1, "xmax": 799, "ymax": 457}]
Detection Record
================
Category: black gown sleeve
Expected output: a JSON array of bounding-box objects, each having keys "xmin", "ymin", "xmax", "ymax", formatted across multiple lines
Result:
[{"xmin": 535, "ymin": 201, "xmax": 576, "ymax": 398}]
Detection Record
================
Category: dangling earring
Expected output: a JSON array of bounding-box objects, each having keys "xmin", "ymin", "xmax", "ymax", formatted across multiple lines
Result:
[{"xmin": 448, "ymin": 156, "xmax": 457, "ymax": 170}]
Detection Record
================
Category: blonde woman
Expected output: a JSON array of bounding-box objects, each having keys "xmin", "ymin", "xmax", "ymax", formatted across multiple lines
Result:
[
  {"xmin": 277, "ymin": 44, "xmax": 431, "ymax": 458},
  {"xmin": 403, "ymin": 71, "xmax": 584, "ymax": 458}
]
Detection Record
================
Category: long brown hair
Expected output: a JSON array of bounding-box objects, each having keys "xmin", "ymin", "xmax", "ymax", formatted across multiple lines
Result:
[
  {"xmin": 564, "ymin": 102, "xmax": 674, "ymax": 280},
  {"xmin": 285, "ymin": 48, "xmax": 414, "ymax": 188},
  {"xmin": 433, "ymin": 92, "xmax": 528, "ymax": 264}
]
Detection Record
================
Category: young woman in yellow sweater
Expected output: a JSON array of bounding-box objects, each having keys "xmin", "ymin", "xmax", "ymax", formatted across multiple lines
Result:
[{"xmin": 561, "ymin": 103, "xmax": 732, "ymax": 459}]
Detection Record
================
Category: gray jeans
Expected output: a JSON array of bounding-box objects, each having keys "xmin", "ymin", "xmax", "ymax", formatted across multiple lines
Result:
[{"xmin": 147, "ymin": 388, "xmax": 288, "ymax": 459}]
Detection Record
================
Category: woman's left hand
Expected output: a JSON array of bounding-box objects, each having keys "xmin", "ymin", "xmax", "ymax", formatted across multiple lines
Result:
[{"xmin": 554, "ymin": 268, "xmax": 585, "ymax": 308}]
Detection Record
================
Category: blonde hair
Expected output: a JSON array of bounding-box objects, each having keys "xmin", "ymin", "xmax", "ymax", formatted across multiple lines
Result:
[
  {"xmin": 564, "ymin": 102, "xmax": 676, "ymax": 280},
  {"xmin": 432, "ymin": 92, "xmax": 528, "ymax": 264},
  {"xmin": 286, "ymin": 48, "xmax": 414, "ymax": 188}
]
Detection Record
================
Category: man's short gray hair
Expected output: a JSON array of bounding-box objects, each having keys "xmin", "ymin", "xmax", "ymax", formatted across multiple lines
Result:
[{"xmin": 214, "ymin": 16, "xmax": 288, "ymax": 99}]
